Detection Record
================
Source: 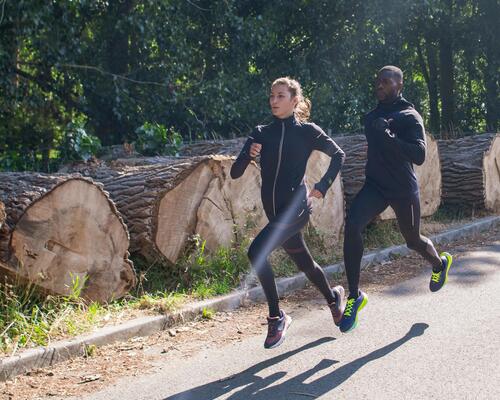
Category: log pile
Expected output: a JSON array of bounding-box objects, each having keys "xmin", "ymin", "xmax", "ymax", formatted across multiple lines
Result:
[
  {"xmin": 0, "ymin": 174, "xmax": 135, "ymax": 302},
  {"xmin": 180, "ymin": 142, "xmax": 345, "ymax": 242},
  {"xmin": 438, "ymin": 133, "xmax": 500, "ymax": 212},
  {"xmin": 72, "ymin": 150, "xmax": 345, "ymax": 263},
  {"xmin": 70, "ymin": 156, "xmax": 268, "ymax": 265}
]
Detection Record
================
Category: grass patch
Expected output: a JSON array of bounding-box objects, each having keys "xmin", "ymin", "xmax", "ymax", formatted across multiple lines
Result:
[
  {"xmin": 363, "ymin": 219, "xmax": 405, "ymax": 249},
  {"xmin": 0, "ymin": 279, "xmax": 110, "ymax": 354}
]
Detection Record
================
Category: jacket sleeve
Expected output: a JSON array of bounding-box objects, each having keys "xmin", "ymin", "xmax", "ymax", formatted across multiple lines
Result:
[
  {"xmin": 309, "ymin": 124, "xmax": 345, "ymax": 197},
  {"xmin": 381, "ymin": 114, "xmax": 426, "ymax": 166},
  {"xmin": 230, "ymin": 131, "xmax": 258, "ymax": 179}
]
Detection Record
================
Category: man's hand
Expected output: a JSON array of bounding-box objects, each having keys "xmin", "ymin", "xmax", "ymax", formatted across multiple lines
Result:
[
  {"xmin": 308, "ymin": 189, "xmax": 323, "ymax": 199},
  {"xmin": 249, "ymin": 143, "xmax": 262, "ymax": 158},
  {"xmin": 372, "ymin": 118, "xmax": 395, "ymax": 138}
]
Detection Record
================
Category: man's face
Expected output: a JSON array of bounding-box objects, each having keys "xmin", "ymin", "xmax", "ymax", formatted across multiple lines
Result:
[{"xmin": 375, "ymin": 70, "xmax": 402, "ymax": 103}]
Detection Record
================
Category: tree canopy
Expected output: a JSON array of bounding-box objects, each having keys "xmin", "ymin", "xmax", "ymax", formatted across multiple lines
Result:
[{"xmin": 1, "ymin": 0, "xmax": 498, "ymax": 171}]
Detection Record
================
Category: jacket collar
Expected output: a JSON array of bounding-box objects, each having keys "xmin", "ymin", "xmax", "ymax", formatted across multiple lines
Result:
[{"xmin": 272, "ymin": 113, "xmax": 298, "ymax": 127}]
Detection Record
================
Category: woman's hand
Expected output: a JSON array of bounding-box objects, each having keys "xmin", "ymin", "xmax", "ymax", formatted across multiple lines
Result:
[
  {"xmin": 249, "ymin": 143, "xmax": 262, "ymax": 158},
  {"xmin": 308, "ymin": 189, "xmax": 323, "ymax": 199}
]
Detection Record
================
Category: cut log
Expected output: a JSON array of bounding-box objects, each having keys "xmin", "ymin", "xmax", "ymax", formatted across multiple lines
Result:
[
  {"xmin": 68, "ymin": 156, "xmax": 267, "ymax": 264},
  {"xmin": 70, "ymin": 157, "xmax": 213, "ymax": 264},
  {"xmin": 194, "ymin": 157, "xmax": 267, "ymax": 252},
  {"xmin": 438, "ymin": 133, "xmax": 500, "ymax": 211},
  {"xmin": 0, "ymin": 174, "xmax": 135, "ymax": 302},
  {"xmin": 182, "ymin": 141, "xmax": 346, "ymax": 243},
  {"xmin": 335, "ymin": 133, "xmax": 441, "ymax": 219},
  {"xmin": 179, "ymin": 139, "xmax": 246, "ymax": 157},
  {"xmin": 75, "ymin": 150, "xmax": 345, "ymax": 265},
  {"xmin": 305, "ymin": 151, "xmax": 345, "ymax": 242}
]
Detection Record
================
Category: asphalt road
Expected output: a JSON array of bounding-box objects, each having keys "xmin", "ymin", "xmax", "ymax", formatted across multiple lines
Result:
[{"xmin": 67, "ymin": 242, "xmax": 500, "ymax": 400}]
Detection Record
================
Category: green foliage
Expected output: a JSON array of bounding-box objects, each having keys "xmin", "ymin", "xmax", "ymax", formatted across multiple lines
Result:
[
  {"xmin": 58, "ymin": 122, "xmax": 101, "ymax": 163},
  {"xmin": 0, "ymin": 277, "xmax": 106, "ymax": 353},
  {"xmin": 201, "ymin": 307, "xmax": 215, "ymax": 320},
  {"xmin": 134, "ymin": 122, "xmax": 182, "ymax": 156},
  {"xmin": 1, "ymin": 0, "xmax": 497, "ymax": 171},
  {"xmin": 180, "ymin": 234, "xmax": 251, "ymax": 299}
]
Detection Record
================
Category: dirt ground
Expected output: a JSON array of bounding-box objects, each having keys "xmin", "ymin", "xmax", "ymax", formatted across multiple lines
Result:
[{"xmin": 1, "ymin": 225, "xmax": 499, "ymax": 400}]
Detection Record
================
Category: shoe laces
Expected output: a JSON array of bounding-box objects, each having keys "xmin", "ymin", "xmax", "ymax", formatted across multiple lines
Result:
[
  {"xmin": 344, "ymin": 298, "xmax": 355, "ymax": 317},
  {"xmin": 267, "ymin": 317, "xmax": 281, "ymax": 336},
  {"xmin": 431, "ymin": 271, "xmax": 441, "ymax": 283}
]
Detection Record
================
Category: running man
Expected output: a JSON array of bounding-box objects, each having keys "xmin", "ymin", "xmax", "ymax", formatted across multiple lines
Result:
[{"xmin": 340, "ymin": 65, "xmax": 453, "ymax": 333}]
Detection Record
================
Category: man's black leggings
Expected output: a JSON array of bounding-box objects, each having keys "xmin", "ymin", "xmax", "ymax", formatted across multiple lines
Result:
[
  {"xmin": 343, "ymin": 183, "xmax": 442, "ymax": 297},
  {"xmin": 248, "ymin": 210, "xmax": 335, "ymax": 318}
]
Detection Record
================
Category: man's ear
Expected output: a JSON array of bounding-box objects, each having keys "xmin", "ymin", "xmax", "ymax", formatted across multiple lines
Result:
[{"xmin": 397, "ymin": 81, "xmax": 403, "ymax": 95}]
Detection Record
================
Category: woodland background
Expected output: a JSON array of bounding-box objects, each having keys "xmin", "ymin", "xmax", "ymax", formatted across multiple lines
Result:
[{"xmin": 0, "ymin": 0, "xmax": 498, "ymax": 172}]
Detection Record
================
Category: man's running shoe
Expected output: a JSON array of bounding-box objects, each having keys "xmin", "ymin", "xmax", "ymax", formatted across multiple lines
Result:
[
  {"xmin": 339, "ymin": 291, "xmax": 368, "ymax": 333},
  {"xmin": 264, "ymin": 310, "xmax": 292, "ymax": 349},
  {"xmin": 429, "ymin": 252, "xmax": 453, "ymax": 292},
  {"xmin": 329, "ymin": 285, "xmax": 345, "ymax": 326}
]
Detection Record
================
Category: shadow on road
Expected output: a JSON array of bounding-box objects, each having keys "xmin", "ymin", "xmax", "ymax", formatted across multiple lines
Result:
[
  {"xmin": 383, "ymin": 246, "xmax": 500, "ymax": 297},
  {"xmin": 164, "ymin": 323, "xmax": 428, "ymax": 400}
]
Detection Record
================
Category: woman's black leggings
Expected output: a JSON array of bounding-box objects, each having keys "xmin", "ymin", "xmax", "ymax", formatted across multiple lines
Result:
[
  {"xmin": 343, "ymin": 183, "xmax": 442, "ymax": 297},
  {"xmin": 248, "ymin": 210, "xmax": 335, "ymax": 318}
]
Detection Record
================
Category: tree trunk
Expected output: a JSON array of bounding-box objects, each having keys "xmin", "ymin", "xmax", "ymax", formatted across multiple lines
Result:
[
  {"xmin": 438, "ymin": 133, "xmax": 500, "ymax": 212},
  {"xmin": 335, "ymin": 134, "xmax": 442, "ymax": 219},
  {"xmin": 416, "ymin": 38, "xmax": 440, "ymax": 136},
  {"xmin": 68, "ymin": 156, "xmax": 267, "ymax": 264},
  {"xmin": 479, "ymin": 0, "xmax": 500, "ymax": 131},
  {"xmin": 439, "ymin": 1, "xmax": 456, "ymax": 137},
  {"xmin": 0, "ymin": 174, "xmax": 135, "ymax": 302},
  {"xmin": 178, "ymin": 142, "xmax": 345, "ymax": 244},
  {"xmin": 426, "ymin": 40, "xmax": 441, "ymax": 136},
  {"xmin": 73, "ymin": 147, "xmax": 346, "ymax": 263}
]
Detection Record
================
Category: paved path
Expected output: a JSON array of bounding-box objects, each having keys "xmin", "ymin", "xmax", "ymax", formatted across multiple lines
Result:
[{"xmin": 67, "ymin": 241, "xmax": 500, "ymax": 400}]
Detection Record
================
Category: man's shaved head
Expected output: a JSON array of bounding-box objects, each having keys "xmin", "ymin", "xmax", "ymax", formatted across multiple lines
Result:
[{"xmin": 378, "ymin": 65, "xmax": 403, "ymax": 83}]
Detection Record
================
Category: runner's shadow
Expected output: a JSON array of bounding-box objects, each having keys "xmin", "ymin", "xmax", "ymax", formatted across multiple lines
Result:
[
  {"xmin": 164, "ymin": 323, "xmax": 428, "ymax": 400},
  {"xmin": 234, "ymin": 322, "xmax": 428, "ymax": 399},
  {"xmin": 162, "ymin": 336, "xmax": 335, "ymax": 400}
]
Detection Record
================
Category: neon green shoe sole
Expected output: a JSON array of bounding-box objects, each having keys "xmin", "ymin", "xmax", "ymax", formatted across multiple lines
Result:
[{"xmin": 430, "ymin": 252, "xmax": 453, "ymax": 292}]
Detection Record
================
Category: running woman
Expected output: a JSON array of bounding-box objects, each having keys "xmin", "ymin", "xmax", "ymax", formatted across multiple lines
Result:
[
  {"xmin": 340, "ymin": 66, "xmax": 453, "ymax": 333},
  {"xmin": 231, "ymin": 77, "xmax": 346, "ymax": 349}
]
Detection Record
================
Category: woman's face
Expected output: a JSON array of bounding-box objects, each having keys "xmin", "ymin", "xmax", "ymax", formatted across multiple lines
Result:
[{"xmin": 269, "ymin": 84, "xmax": 297, "ymax": 119}]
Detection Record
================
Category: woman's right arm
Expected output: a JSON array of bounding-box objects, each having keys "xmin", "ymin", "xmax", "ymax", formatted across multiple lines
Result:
[{"xmin": 230, "ymin": 133, "xmax": 256, "ymax": 179}]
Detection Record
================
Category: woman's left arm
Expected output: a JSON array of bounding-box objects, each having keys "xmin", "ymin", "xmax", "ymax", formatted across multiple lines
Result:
[{"xmin": 309, "ymin": 124, "xmax": 345, "ymax": 197}]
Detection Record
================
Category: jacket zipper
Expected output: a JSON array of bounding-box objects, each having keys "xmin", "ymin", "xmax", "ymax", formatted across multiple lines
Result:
[{"xmin": 272, "ymin": 122, "xmax": 285, "ymax": 216}]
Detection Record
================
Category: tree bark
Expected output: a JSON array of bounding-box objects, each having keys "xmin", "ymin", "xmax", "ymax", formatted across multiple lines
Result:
[
  {"xmin": 439, "ymin": 0, "xmax": 456, "ymax": 137},
  {"xmin": 416, "ymin": 38, "xmax": 440, "ymax": 136},
  {"xmin": 438, "ymin": 133, "xmax": 500, "ymax": 212},
  {"xmin": 479, "ymin": 0, "xmax": 500, "ymax": 131},
  {"xmin": 0, "ymin": 174, "xmax": 135, "ymax": 302}
]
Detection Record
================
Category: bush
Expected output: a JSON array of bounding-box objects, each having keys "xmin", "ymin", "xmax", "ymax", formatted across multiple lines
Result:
[
  {"xmin": 59, "ymin": 122, "xmax": 102, "ymax": 162},
  {"xmin": 134, "ymin": 122, "xmax": 182, "ymax": 156}
]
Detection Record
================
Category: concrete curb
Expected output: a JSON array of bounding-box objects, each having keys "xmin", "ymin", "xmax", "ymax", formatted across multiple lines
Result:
[{"xmin": 1, "ymin": 215, "xmax": 499, "ymax": 381}]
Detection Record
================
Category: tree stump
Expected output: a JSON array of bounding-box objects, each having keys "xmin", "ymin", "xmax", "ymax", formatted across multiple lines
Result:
[
  {"xmin": 438, "ymin": 133, "xmax": 500, "ymax": 211},
  {"xmin": 0, "ymin": 174, "xmax": 135, "ymax": 302},
  {"xmin": 335, "ymin": 133, "xmax": 441, "ymax": 219}
]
